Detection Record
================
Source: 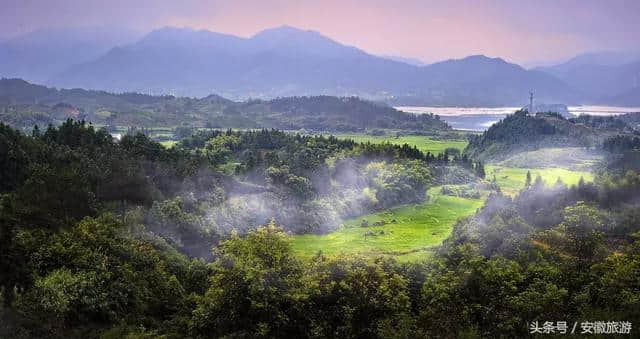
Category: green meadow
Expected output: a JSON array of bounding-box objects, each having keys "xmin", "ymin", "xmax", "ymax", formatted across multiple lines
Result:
[
  {"xmin": 486, "ymin": 165, "xmax": 593, "ymax": 196},
  {"xmin": 291, "ymin": 163, "xmax": 594, "ymax": 262},
  {"xmin": 291, "ymin": 187, "xmax": 485, "ymax": 262},
  {"xmin": 332, "ymin": 133, "xmax": 468, "ymax": 154},
  {"xmin": 497, "ymin": 147, "xmax": 601, "ymax": 171},
  {"xmin": 156, "ymin": 130, "xmax": 469, "ymax": 155},
  {"xmin": 291, "ymin": 134, "xmax": 596, "ymax": 262},
  {"xmin": 157, "ymin": 130, "xmax": 593, "ymax": 261},
  {"xmin": 160, "ymin": 140, "xmax": 178, "ymax": 148}
]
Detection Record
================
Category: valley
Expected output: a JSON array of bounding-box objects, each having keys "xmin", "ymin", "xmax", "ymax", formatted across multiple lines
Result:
[
  {"xmin": 2, "ymin": 79, "xmax": 639, "ymax": 339},
  {"xmin": 3, "ymin": 5, "xmax": 640, "ymax": 336},
  {"xmin": 292, "ymin": 186, "xmax": 487, "ymax": 262},
  {"xmin": 290, "ymin": 133, "xmax": 597, "ymax": 262}
]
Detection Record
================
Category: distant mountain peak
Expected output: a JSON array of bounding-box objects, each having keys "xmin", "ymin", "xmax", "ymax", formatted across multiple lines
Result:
[
  {"xmin": 142, "ymin": 26, "xmax": 235, "ymax": 39},
  {"xmin": 37, "ymin": 25, "xmax": 580, "ymax": 105},
  {"xmin": 461, "ymin": 55, "xmax": 507, "ymax": 63},
  {"xmin": 248, "ymin": 25, "xmax": 363, "ymax": 58},
  {"xmin": 250, "ymin": 25, "xmax": 336, "ymax": 46},
  {"xmin": 561, "ymin": 50, "xmax": 640, "ymax": 68},
  {"xmin": 0, "ymin": 26, "xmax": 141, "ymax": 83},
  {"xmin": 153, "ymin": 26, "xmax": 195, "ymax": 33},
  {"xmin": 430, "ymin": 54, "xmax": 519, "ymax": 71},
  {"xmin": 135, "ymin": 26, "xmax": 244, "ymax": 50},
  {"xmin": 536, "ymin": 50, "xmax": 640, "ymax": 101},
  {"xmin": 252, "ymin": 25, "xmax": 319, "ymax": 38},
  {"xmin": 465, "ymin": 54, "xmax": 492, "ymax": 60}
]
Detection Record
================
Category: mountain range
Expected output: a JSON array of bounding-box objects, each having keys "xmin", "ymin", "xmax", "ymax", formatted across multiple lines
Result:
[
  {"xmin": 535, "ymin": 51, "xmax": 640, "ymax": 104},
  {"xmin": 2, "ymin": 25, "xmax": 639, "ymax": 106},
  {"xmin": 0, "ymin": 26, "xmax": 141, "ymax": 84}
]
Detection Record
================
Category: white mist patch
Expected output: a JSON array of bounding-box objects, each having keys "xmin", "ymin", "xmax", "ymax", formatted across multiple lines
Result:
[
  {"xmin": 568, "ymin": 105, "xmax": 640, "ymax": 116},
  {"xmin": 497, "ymin": 147, "xmax": 603, "ymax": 171},
  {"xmin": 203, "ymin": 158, "xmax": 432, "ymax": 235},
  {"xmin": 204, "ymin": 191, "xmax": 352, "ymax": 235},
  {"xmin": 479, "ymin": 120, "xmax": 499, "ymax": 128}
]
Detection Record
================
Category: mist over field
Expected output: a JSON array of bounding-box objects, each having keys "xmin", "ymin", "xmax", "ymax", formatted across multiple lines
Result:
[{"xmin": 2, "ymin": 1, "xmax": 640, "ymax": 338}]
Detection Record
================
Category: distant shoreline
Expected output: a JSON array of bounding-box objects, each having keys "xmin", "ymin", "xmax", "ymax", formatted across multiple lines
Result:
[
  {"xmin": 396, "ymin": 105, "xmax": 640, "ymax": 131},
  {"xmin": 395, "ymin": 105, "xmax": 640, "ymax": 117}
]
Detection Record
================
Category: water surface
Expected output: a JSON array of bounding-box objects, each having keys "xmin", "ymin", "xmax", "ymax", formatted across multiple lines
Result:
[{"xmin": 396, "ymin": 105, "xmax": 640, "ymax": 130}]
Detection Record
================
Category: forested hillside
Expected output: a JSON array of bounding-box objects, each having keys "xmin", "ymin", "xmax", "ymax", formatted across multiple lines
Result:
[
  {"xmin": 0, "ymin": 120, "xmax": 491, "ymax": 337},
  {"xmin": 2, "ymin": 119, "xmax": 639, "ymax": 337},
  {"xmin": 0, "ymin": 78, "xmax": 449, "ymax": 132},
  {"xmin": 428, "ymin": 170, "xmax": 640, "ymax": 337},
  {"xmin": 464, "ymin": 110, "xmax": 634, "ymax": 160}
]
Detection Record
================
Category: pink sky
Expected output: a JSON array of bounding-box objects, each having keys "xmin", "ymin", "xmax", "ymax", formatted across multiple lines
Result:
[{"xmin": 2, "ymin": 0, "xmax": 639, "ymax": 65}]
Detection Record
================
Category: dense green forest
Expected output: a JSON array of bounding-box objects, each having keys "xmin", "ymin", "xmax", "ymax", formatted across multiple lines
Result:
[
  {"xmin": 0, "ymin": 120, "xmax": 483, "ymax": 337},
  {"xmin": 0, "ymin": 119, "xmax": 471, "ymax": 240},
  {"xmin": 601, "ymin": 135, "xmax": 640, "ymax": 174},
  {"xmin": 3, "ymin": 4, "xmax": 640, "ymax": 338},
  {"xmin": 464, "ymin": 110, "xmax": 637, "ymax": 161},
  {"xmin": 2, "ymin": 118, "xmax": 639, "ymax": 338},
  {"xmin": 0, "ymin": 78, "xmax": 449, "ymax": 132}
]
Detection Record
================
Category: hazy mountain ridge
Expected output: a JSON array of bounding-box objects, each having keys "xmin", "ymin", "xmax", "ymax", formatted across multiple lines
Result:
[
  {"xmin": 50, "ymin": 26, "xmax": 421, "ymax": 100},
  {"xmin": 2, "ymin": 26, "xmax": 638, "ymax": 106},
  {"xmin": 394, "ymin": 55, "xmax": 580, "ymax": 106},
  {"xmin": 536, "ymin": 51, "xmax": 640, "ymax": 104},
  {"xmin": 43, "ymin": 26, "xmax": 579, "ymax": 105},
  {"xmin": 609, "ymin": 86, "xmax": 640, "ymax": 107},
  {"xmin": 0, "ymin": 27, "xmax": 141, "ymax": 83},
  {"xmin": 0, "ymin": 78, "xmax": 449, "ymax": 132},
  {"xmin": 379, "ymin": 55, "xmax": 428, "ymax": 66}
]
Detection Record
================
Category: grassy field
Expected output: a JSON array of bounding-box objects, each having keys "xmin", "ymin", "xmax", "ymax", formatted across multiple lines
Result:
[
  {"xmin": 290, "ymin": 164, "xmax": 593, "ymax": 261},
  {"xmin": 160, "ymin": 140, "xmax": 178, "ymax": 148},
  {"xmin": 331, "ymin": 134, "xmax": 468, "ymax": 155},
  {"xmin": 152, "ymin": 130, "xmax": 469, "ymax": 153},
  {"xmin": 486, "ymin": 165, "xmax": 594, "ymax": 196},
  {"xmin": 291, "ymin": 187, "xmax": 485, "ymax": 262},
  {"xmin": 153, "ymin": 130, "xmax": 593, "ymax": 262},
  {"xmin": 290, "ymin": 137, "xmax": 596, "ymax": 262},
  {"xmin": 497, "ymin": 147, "xmax": 602, "ymax": 171},
  {"xmin": 148, "ymin": 129, "xmax": 595, "ymax": 262}
]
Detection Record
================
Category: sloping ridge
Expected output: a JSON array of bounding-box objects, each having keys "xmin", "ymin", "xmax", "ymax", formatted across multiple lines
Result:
[{"xmin": 47, "ymin": 26, "xmax": 580, "ymax": 105}]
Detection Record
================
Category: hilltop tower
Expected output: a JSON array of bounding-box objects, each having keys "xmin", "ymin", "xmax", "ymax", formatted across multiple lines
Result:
[{"xmin": 529, "ymin": 91, "xmax": 534, "ymax": 114}]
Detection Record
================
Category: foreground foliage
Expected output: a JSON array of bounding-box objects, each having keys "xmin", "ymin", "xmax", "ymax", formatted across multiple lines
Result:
[
  {"xmin": 3, "ymin": 172, "xmax": 640, "ymax": 338},
  {"xmin": 2, "ymin": 120, "xmax": 639, "ymax": 338}
]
